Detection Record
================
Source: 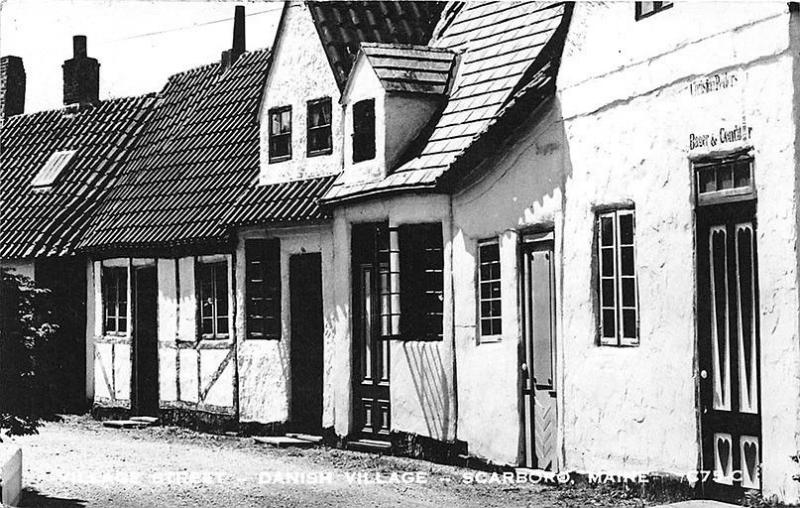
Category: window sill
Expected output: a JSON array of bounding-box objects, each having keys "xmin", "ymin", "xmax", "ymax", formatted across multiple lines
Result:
[
  {"xmin": 307, "ymin": 148, "xmax": 332, "ymax": 158},
  {"xmin": 268, "ymin": 155, "xmax": 291, "ymax": 164},
  {"xmin": 478, "ymin": 335, "xmax": 502, "ymax": 344},
  {"xmin": 247, "ymin": 334, "xmax": 281, "ymax": 340}
]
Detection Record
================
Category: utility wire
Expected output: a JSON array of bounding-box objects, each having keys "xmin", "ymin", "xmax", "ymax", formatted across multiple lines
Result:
[{"xmin": 108, "ymin": 5, "xmax": 282, "ymax": 43}]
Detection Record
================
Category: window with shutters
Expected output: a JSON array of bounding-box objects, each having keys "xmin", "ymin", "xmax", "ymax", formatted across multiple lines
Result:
[
  {"xmin": 597, "ymin": 208, "xmax": 639, "ymax": 346},
  {"xmin": 307, "ymin": 97, "xmax": 332, "ymax": 156},
  {"xmin": 197, "ymin": 261, "xmax": 229, "ymax": 340},
  {"xmin": 102, "ymin": 267, "xmax": 127, "ymax": 335},
  {"xmin": 398, "ymin": 223, "xmax": 444, "ymax": 340},
  {"xmin": 245, "ymin": 239, "xmax": 281, "ymax": 339},
  {"xmin": 352, "ymin": 99, "xmax": 376, "ymax": 163},
  {"xmin": 477, "ymin": 240, "xmax": 502, "ymax": 342},
  {"xmin": 269, "ymin": 106, "xmax": 292, "ymax": 162}
]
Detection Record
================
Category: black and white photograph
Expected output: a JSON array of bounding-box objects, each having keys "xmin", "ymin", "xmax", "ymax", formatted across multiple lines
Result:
[{"xmin": 0, "ymin": 1, "xmax": 793, "ymax": 506}]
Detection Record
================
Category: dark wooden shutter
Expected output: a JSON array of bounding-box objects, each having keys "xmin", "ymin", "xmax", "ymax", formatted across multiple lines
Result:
[
  {"xmin": 353, "ymin": 99, "xmax": 376, "ymax": 163},
  {"xmin": 245, "ymin": 239, "xmax": 281, "ymax": 339},
  {"xmin": 399, "ymin": 223, "xmax": 444, "ymax": 340}
]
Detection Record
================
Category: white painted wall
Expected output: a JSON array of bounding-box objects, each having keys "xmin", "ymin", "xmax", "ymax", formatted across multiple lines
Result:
[
  {"xmin": 451, "ymin": 104, "xmax": 565, "ymax": 466},
  {"xmin": 341, "ymin": 57, "xmax": 387, "ymax": 186},
  {"xmin": 259, "ymin": 1, "xmax": 342, "ymax": 185},
  {"xmin": 331, "ymin": 194, "xmax": 457, "ymax": 441},
  {"xmin": 236, "ymin": 224, "xmax": 336, "ymax": 426},
  {"xmin": 557, "ymin": 2, "xmax": 800, "ymax": 501}
]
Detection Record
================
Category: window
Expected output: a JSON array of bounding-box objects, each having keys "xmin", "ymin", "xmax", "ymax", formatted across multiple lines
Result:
[
  {"xmin": 245, "ymin": 239, "xmax": 281, "ymax": 339},
  {"xmin": 102, "ymin": 267, "xmax": 127, "ymax": 335},
  {"xmin": 307, "ymin": 97, "xmax": 332, "ymax": 156},
  {"xmin": 597, "ymin": 209, "xmax": 639, "ymax": 346},
  {"xmin": 635, "ymin": 1, "xmax": 672, "ymax": 20},
  {"xmin": 31, "ymin": 150, "xmax": 77, "ymax": 188},
  {"xmin": 478, "ymin": 240, "xmax": 502, "ymax": 341},
  {"xmin": 198, "ymin": 261, "xmax": 229, "ymax": 339},
  {"xmin": 269, "ymin": 106, "xmax": 292, "ymax": 162},
  {"xmin": 352, "ymin": 99, "xmax": 376, "ymax": 163},
  {"xmin": 398, "ymin": 223, "xmax": 444, "ymax": 340},
  {"xmin": 695, "ymin": 155, "xmax": 754, "ymax": 205}
]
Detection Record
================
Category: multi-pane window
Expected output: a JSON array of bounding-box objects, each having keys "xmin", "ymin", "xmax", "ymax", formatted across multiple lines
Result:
[
  {"xmin": 597, "ymin": 209, "xmax": 639, "ymax": 346},
  {"xmin": 695, "ymin": 156, "xmax": 754, "ymax": 205},
  {"xmin": 102, "ymin": 267, "xmax": 127, "ymax": 334},
  {"xmin": 307, "ymin": 97, "xmax": 332, "ymax": 156},
  {"xmin": 635, "ymin": 1, "xmax": 672, "ymax": 20},
  {"xmin": 352, "ymin": 99, "xmax": 376, "ymax": 163},
  {"xmin": 245, "ymin": 239, "xmax": 281, "ymax": 339},
  {"xmin": 198, "ymin": 262, "xmax": 229, "ymax": 339},
  {"xmin": 269, "ymin": 106, "xmax": 292, "ymax": 162},
  {"xmin": 478, "ymin": 240, "xmax": 502, "ymax": 341},
  {"xmin": 399, "ymin": 223, "xmax": 444, "ymax": 340}
]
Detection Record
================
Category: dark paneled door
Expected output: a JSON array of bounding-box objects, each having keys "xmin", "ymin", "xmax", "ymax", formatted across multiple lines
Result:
[
  {"xmin": 352, "ymin": 224, "xmax": 391, "ymax": 440},
  {"xmin": 290, "ymin": 253, "xmax": 324, "ymax": 434},
  {"xmin": 132, "ymin": 265, "xmax": 159, "ymax": 416},
  {"xmin": 697, "ymin": 201, "xmax": 761, "ymax": 500},
  {"xmin": 520, "ymin": 232, "xmax": 557, "ymax": 470}
]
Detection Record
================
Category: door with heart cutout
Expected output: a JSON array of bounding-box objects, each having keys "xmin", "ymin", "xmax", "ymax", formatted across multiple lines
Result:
[{"xmin": 697, "ymin": 197, "xmax": 761, "ymax": 501}]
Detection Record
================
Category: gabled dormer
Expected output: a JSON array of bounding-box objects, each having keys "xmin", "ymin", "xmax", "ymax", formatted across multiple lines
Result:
[
  {"xmin": 258, "ymin": 1, "xmax": 342, "ymax": 186},
  {"xmin": 340, "ymin": 43, "xmax": 456, "ymax": 186}
]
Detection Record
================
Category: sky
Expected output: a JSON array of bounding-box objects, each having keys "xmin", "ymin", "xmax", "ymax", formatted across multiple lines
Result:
[{"xmin": 0, "ymin": 0, "xmax": 284, "ymax": 113}]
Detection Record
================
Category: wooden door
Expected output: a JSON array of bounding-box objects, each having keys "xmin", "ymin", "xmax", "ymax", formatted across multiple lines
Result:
[
  {"xmin": 290, "ymin": 253, "xmax": 324, "ymax": 434},
  {"xmin": 132, "ymin": 265, "xmax": 159, "ymax": 416},
  {"xmin": 697, "ymin": 200, "xmax": 761, "ymax": 500},
  {"xmin": 352, "ymin": 224, "xmax": 391, "ymax": 440},
  {"xmin": 520, "ymin": 232, "xmax": 557, "ymax": 470}
]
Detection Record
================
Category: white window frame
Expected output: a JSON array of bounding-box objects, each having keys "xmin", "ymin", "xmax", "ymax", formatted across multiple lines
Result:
[
  {"xmin": 597, "ymin": 209, "xmax": 639, "ymax": 346},
  {"xmin": 477, "ymin": 239, "xmax": 502, "ymax": 343}
]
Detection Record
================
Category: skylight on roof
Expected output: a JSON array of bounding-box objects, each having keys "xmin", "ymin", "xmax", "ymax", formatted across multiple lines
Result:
[{"xmin": 31, "ymin": 150, "xmax": 77, "ymax": 188}]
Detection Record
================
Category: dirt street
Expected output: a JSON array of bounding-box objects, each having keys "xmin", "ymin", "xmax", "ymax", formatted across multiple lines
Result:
[{"xmin": 9, "ymin": 416, "xmax": 649, "ymax": 507}]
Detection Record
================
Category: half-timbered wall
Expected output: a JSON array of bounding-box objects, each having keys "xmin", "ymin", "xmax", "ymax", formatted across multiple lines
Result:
[
  {"xmin": 558, "ymin": 2, "xmax": 800, "ymax": 501},
  {"xmin": 90, "ymin": 256, "xmax": 236, "ymax": 415}
]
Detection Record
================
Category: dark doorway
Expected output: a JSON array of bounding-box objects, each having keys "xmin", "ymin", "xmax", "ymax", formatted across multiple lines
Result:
[
  {"xmin": 290, "ymin": 253, "xmax": 324, "ymax": 434},
  {"xmin": 697, "ymin": 199, "xmax": 761, "ymax": 501},
  {"xmin": 132, "ymin": 265, "xmax": 159, "ymax": 416},
  {"xmin": 351, "ymin": 223, "xmax": 391, "ymax": 441}
]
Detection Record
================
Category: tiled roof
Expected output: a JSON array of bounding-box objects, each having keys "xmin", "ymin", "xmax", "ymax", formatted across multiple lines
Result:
[
  {"xmin": 358, "ymin": 43, "xmax": 456, "ymax": 95},
  {"xmin": 0, "ymin": 95, "xmax": 154, "ymax": 260},
  {"xmin": 323, "ymin": 1, "xmax": 572, "ymax": 203},
  {"xmin": 222, "ymin": 174, "xmax": 338, "ymax": 228},
  {"xmin": 80, "ymin": 50, "xmax": 272, "ymax": 250},
  {"xmin": 308, "ymin": 1, "xmax": 446, "ymax": 89}
]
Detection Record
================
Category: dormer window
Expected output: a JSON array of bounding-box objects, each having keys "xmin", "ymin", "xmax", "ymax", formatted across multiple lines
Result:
[
  {"xmin": 635, "ymin": 1, "xmax": 672, "ymax": 20},
  {"xmin": 31, "ymin": 150, "xmax": 77, "ymax": 188},
  {"xmin": 307, "ymin": 97, "xmax": 332, "ymax": 156},
  {"xmin": 269, "ymin": 106, "xmax": 292, "ymax": 163},
  {"xmin": 352, "ymin": 99, "xmax": 375, "ymax": 163}
]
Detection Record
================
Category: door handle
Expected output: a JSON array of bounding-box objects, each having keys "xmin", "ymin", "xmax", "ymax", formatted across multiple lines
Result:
[
  {"xmin": 521, "ymin": 363, "xmax": 528, "ymax": 372},
  {"xmin": 700, "ymin": 369, "xmax": 708, "ymax": 379}
]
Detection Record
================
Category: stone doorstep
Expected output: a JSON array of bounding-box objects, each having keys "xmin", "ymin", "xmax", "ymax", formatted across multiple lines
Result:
[
  {"xmin": 101, "ymin": 420, "xmax": 151, "ymax": 429},
  {"xmin": 652, "ymin": 501, "xmax": 740, "ymax": 508},
  {"xmin": 347, "ymin": 439, "xmax": 392, "ymax": 454},
  {"xmin": 285, "ymin": 433, "xmax": 323, "ymax": 444},
  {"xmin": 129, "ymin": 416, "xmax": 160, "ymax": 425},
  {"xmin": 253, "ymin": 436, "xmax": 316, "ymax": 448}
]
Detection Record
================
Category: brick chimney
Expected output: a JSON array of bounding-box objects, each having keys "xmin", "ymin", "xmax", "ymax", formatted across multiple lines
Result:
[
  {"xmin": 62, "ymin": 35, "xmax": 100, "ymax": 107},
  {"xmin": 221, "ymin": 6, "xmax": 246, "ymax": 70},
  {"xmin": 0, "ymin": 56, "xmax": 26, "ymax": 120}
]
